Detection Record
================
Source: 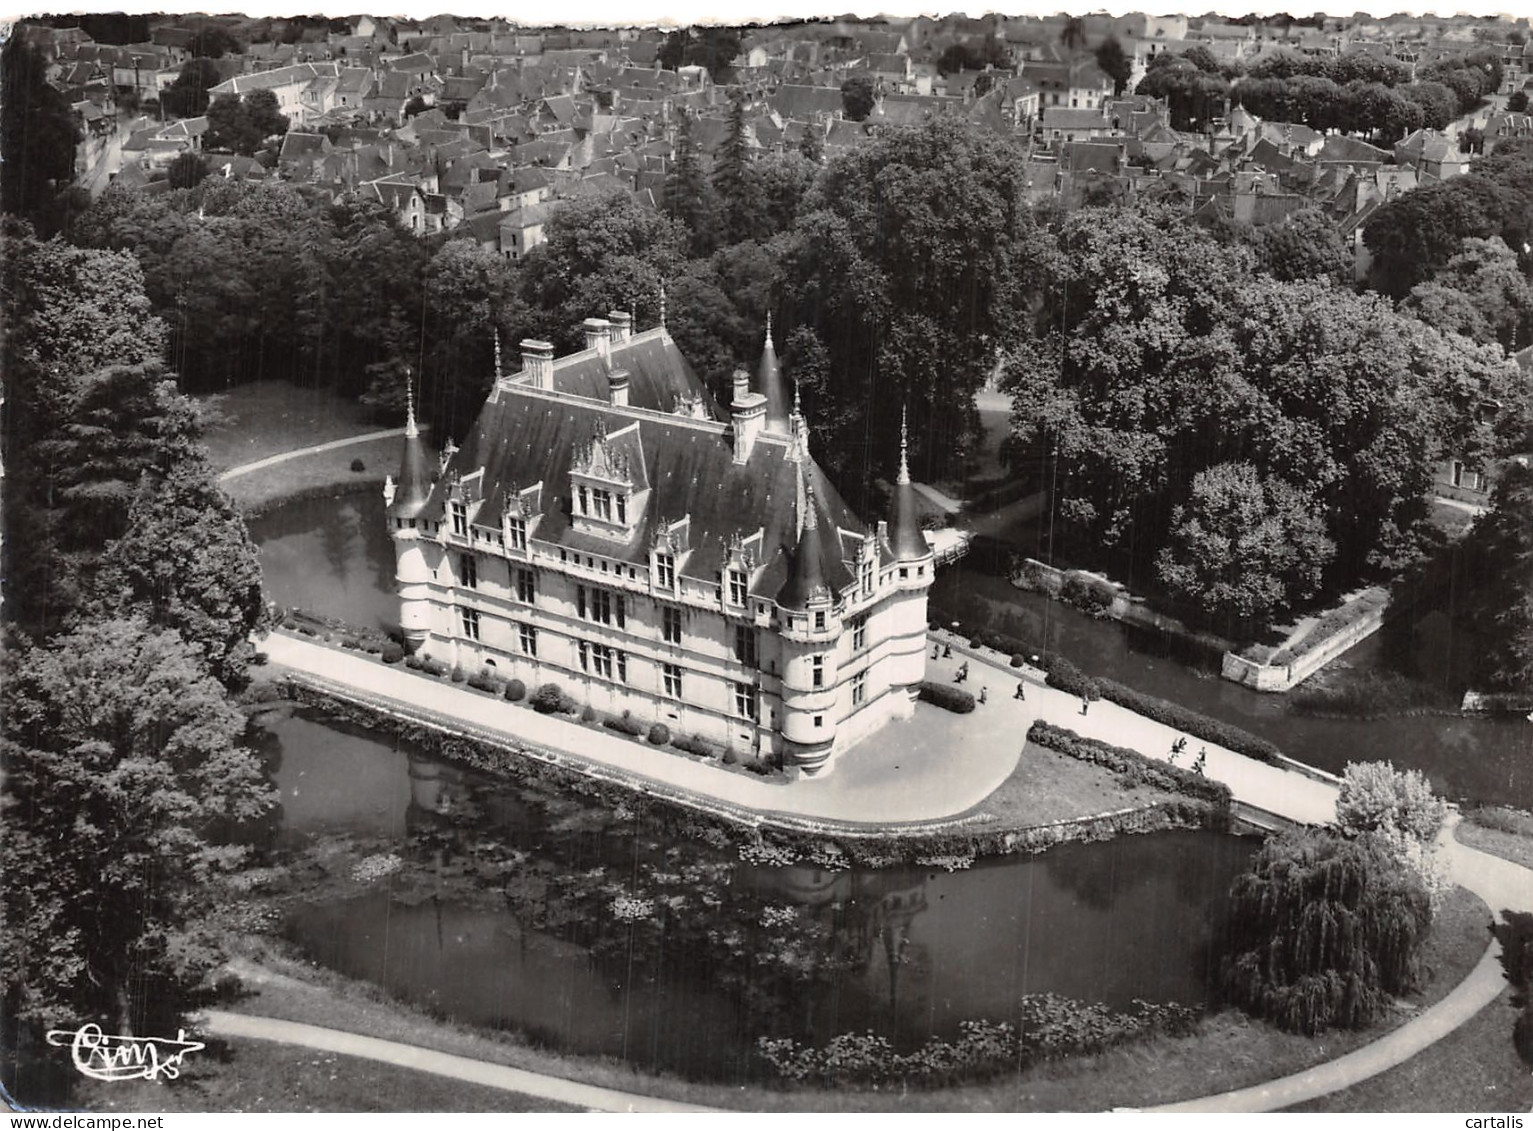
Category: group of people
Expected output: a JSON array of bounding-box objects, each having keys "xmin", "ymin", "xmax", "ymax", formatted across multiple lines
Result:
[{"xmin": 933, "ymin": 636, "xmax": 1211, "ymax": 776}]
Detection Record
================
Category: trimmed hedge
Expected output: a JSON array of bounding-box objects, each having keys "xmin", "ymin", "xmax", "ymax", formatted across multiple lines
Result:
[
  {"xmin": 604, "ymin": 710, "xmax": 646, "ymax": 737},
  {"xmin": 381, "ymin": 643, "xmax": 405, "ymax": 664},
  {"xmin": 503, "ymin": 678, "xmax": 526, "ymax": 702},
  {"xmin": 1061, "ymin": 573, "xmax": 1115, "ymax": 617},
  {"xmin": 466, "ymin": 672, "xmax": 502, "ymax": 694},
  {"xmin": 919, "ymin": 681, "xmax": 976, "ymax": 713},
  {"xmin": 1041, "ymin": 654, "xmax": 1100, "ymax": 701},
  {"xmin": 1096, "ymin": 678, "xmax": 1281, "ymax": 765},
  {"xmin": 1029, "ymin": 720, "xmax": 1232, "ymax": 809},
  {"xmin": 672, "ymin": 733, "xmax": 723, "ymax": 759},
  {"xmin": 648, "ymin": 723, "xmax": 671, "ymax": 746}
]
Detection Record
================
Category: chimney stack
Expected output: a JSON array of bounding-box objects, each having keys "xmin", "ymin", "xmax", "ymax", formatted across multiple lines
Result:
[
  {"xmin": 520, "ymin": 339, "xmax": 555, "ymax": 388},
  {"xmin": 730, "ymin": 367, "xmax": 767, "ymax": 464},
  {"xmin": 608, "ymin": 367, "xmax": 630, "ymax": 407},
  {"xmin": 607, "ymin": 310, "xmax": 633, "ymax": 344},
  {"xmin": 583, "ymin": 316, "xmax": 611, "ymax": 361}
]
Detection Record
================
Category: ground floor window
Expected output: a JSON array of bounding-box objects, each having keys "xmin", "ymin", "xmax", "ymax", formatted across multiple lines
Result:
[
  {"xmin": 663, "ymin": 662, "xmax": 682, "ymax": 699},
  {"xmin": 734, "ymin": 681, "xmax": 757, "ymax": 721},
  {"xmin": 518, "ymin": 622, "xmax": 537, "ymax": 656}
]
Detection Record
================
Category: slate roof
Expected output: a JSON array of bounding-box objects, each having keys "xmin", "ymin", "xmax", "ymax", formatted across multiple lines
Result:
[{"xmin": 425, "ymin": 349, "xmax": 862, "ymax": 598}]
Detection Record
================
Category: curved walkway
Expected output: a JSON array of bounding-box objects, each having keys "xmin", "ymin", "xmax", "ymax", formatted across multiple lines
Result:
[
  {"xmin": 1152, "ymin": 817, "xmax": 1531, "ymax": 1112},
  {"xmin": 199, "ymin": 1010, "xmax": 715, "ymax": 1113},
  {"xmin": 218, "ymin": 428, "xmax": 406, "ymax": 483}
]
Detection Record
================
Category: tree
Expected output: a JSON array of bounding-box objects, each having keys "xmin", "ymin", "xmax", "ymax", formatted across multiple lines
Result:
[
  {"xmin": 1221, "ymin": 829, "xmax": 1434, "ymax": 1034},
  {"xmin": 1156, "ymin": 462, "xmax": 1334, "ymax": 628},
  {"xmin": 841, "ymin": 75, "xmax": 876, "ymax": 122},
  {"xmin": 522, "ymin": 191, "xmax": 687, "ymax": 354},
  {"xmin": 665, "ymin": 113, "xmax": 713, "ymax": 255},
  {"xmin": 160, "ymin": 57, "xmax": 222, "ymax": 119},
  {"xmin": 90, "ymin": 454, "xmax": 267, "ymax": 688},
  {"xmin": 711, "ymin": 93, "xmax": 758, "ymax": 246},
  {"xmin": 419, "ymin": 237, "xmax": 525, "ymax": 432},
  {"xmin": 0, "ymin": 619, "xmax": 276, "ymax": 1068},
  {"xmin": 1095, "ymin": 37, "xmax": 1133, "ymax": 96},
  {"xmin": 0, "ymin": 37, "xmax": 80, "ymax": 229},
  {"xmin": 1248, "ymin": 208, "xmax": 1351, "ymax": 283},
  {"xmin": 1403, "ymin": 237, "xmax": 1533, "ymax": 351},
  {"xmin": 1457, "ymin": 461, "xmax": 1533, "ymax": 694},
  {"xmin": 1059, "ymin": 16, "xmax": 1088, "ymax": 56},
  {"xmin": 657, "ymin": 26, "xmax": 743, "ymax": 81},
  {"xmin": 1511, "ymin": 90, "xmax": 1530, "ymax": 113},
  {"xmin": 166, "ymin": 151, "xmax": 211, "ymax": 190},
  {"xmin": 205, "ymin": 90, "xmax": 289, "ymax": 156},
  {"xmin": 1335, "ymin": 762, "xmax": 1449, "ymax": 845},
  {"xmin": 786, "ymin": 115, "xmax": 1045, "ymax": 501}
]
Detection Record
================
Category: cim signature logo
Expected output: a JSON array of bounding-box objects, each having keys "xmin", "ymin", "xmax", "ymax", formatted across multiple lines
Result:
[{"xmin": 45, "ymin": 1024, "xmax": 205, "ymax": 1082}]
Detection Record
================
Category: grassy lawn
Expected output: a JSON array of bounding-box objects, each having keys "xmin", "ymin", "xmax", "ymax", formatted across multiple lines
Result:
[
  {"xmin": 962, "ymin": 741, "xmax": 1187, "ymax": 829},
  {"xmin": 215, "ymin": 880, "xmax": 1493, "ymax": 1112},
  {"xmin": 222, "ymin": 433, "xmax": 407, "ymax": 513},
  {"xmin": 1459, "ymin": 806, "xmax": 1533, "ymax": 872},
  {"xmin": 1285, "ymin": 986, "xmax": 1533, "ymax": 1113},
  {"xmin": 200, "ymin": 381, "xmax": 385, "ymax": 472},
  {"xmin": 69, "ymin": 1036, "xmax": 575, "ymax": 1113}
]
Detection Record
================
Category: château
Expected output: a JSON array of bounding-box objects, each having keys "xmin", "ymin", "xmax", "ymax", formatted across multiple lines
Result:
[{"xmin": 383, "ymin": 311, "xmax": 935, "ymax": 773}]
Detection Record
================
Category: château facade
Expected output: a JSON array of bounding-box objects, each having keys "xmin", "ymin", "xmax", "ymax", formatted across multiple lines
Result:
[{"xmin": 382, "ymin": 311, "xmax": 935, "ymax": 774}]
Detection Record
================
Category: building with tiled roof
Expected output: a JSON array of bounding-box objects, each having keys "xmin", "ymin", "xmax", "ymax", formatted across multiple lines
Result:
[{"xmin": 382, "ymin": 313, "xmax": 935, "ymax": 773}]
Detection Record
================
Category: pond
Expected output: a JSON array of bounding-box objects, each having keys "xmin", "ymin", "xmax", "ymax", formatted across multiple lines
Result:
[
  {"xmin": 254, "ymin": 703, "xmax": 1255, "ymax": 1083},
  {"xmin": 253, "ymin": 491, "xmax": 1533, "ymax": 809}
]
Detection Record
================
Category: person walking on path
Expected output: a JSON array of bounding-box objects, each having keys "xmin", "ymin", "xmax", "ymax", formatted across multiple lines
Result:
[
  {"xmin": 955, "ymin": 662, "xmax": 969, "ymax": 683},
  {"xmin": 1080, "ymin": 697, "xmax": 1090, "ymax": 716},
  {"xmin": 1193, "ymin": 748, "xmax": 1207, "ymax": 776},
  {"xmin": 979, "ymin": 686, "xmax": 989, "ymax": 705},
  {"xmin": 1015, "ymin": 681, "xmax": 1026, "ymax": 701},
  {"xmin": 933, "ymin": 643, "xmax": 940, "ymax": 659},
  {"xmin": 942, "ymin": 643, "xmax": 952, "ymax": 659}
]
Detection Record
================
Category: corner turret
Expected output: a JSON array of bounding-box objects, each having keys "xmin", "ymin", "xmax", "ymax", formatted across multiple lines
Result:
[{"xmin": 386, "ymin": 374, "xmax": 434, "ymax": 521}]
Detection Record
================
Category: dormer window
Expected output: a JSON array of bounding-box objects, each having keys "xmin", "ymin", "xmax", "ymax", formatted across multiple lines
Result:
[
  {"xmin": 655, "ymin": 552, "xmax": 675, "ymax": 589},
  {"xmin": 451, "ymin": 501, "xmax": 467, "ymax": 536},
  {"xmin": 814, "ymin": 610, "xmax": 826, "ymax": 631},
  {"xmin": 859, "ymin": 556, "xmax": 874, "ymax": 596},
  {"xmin": 508, "ymin": 515, "xmax": 526, "ymax": 551},
  {"xmin": 591, "ymin": 488, "xmax": 613, "ymax": 521},
  {"xmin": 728, "ymin": 568, "xmax": 748, "ymax": 606}
]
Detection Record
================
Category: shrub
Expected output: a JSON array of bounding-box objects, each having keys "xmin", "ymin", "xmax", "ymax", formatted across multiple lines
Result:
[
  {"xmin": 340, "ymin": 637, "xmax": 361, "ymax": 650},
  {"xmin": 1335, "ymin": 762, "xmax": 1448, "ymax": 844},
  {"xmin": 1041, "ymin": 655, "xmax": 1100, "ymax": 700},
  {"xmin": 722, "ymin": 749, "xmax": 738, "ymax": 765},
  {"xmin": 746, "ymin": 757, "xmax": 773, "ymax": 776},
  {"xmin": 466, "ymin": 672, "xmax": 501, "ymax": 693},
  {"xmin": 1096, "ymin": 678, "xmax": 1280, "ymax": 764},
  {"xmin": 531, "ymin": 683, "xmax": 565, "ymax": 713},
  {"xmin": 648, "ymin": 723, "xmax": 671, "ymax": 746},
  {"xmin": 361, "ymin": 639, "xmax": 383, "ymax": 655},
  {"xmin": 1009, "ymin": 653, "xmax": 1026, "ymax": 668},
  {"xmin": 672, "ymin": 733, "xmax": 722, "ymax": 759},
  {"xmin": 503, "ymin": 678, "xmax": 526, "ymax": 702},
  {"xmin": 381, "ymin": 643, "xmax": 405, "ymax": 664},
  {"xmin": 604, "ymin": 711, "xmax": 645, "ymax": 737},
  {"xmin": 281, "ymin": 617, "xmax": 298, "ymax": 630},
  {"xmin": 1061, "ymin": 572, "xmax": 1115, "ymax": 616},
  {"xmin": 350, "ymin": 457, "xmax": 366, "ymax": 472},
  {"xmin": 404, "ymin": 653, "xmax": 423, "ymax": 670},
  {"xmin": 1027, "ymin": 721, "xmax": 1232, "ymax": 808},
  {"xmin": 416, "ymin": 656, "xmax": 447, "ymax": 677},
  {"xmin": 450, "ymin": 664, "xmax": 467, "ymax": 683},
  {"xmin": 919, "ymin": 681, "xmax": 976, "ymax": 713},
  {"xmin": 297, "ymin": 624, "xmax": 319, "ymax": 637},
  {"xmin": 580, "ymin": 705, "xmax": 598, "ymax": 723}
]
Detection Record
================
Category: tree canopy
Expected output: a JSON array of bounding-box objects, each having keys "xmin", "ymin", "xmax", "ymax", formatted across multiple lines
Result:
[
  {"xmin": 1222, "ymin": 829, "xmax": 1433, "ymax": 1034},
  {"xmin": 0, "ymin": 619, "xmax": 276, "ymax": 1045},
  {"xmin": 0, "ymin": 38, "xmax": 80, "ymax": 231}
]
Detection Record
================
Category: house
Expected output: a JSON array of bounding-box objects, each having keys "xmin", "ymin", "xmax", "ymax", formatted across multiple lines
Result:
[
  {"xmin": 499, "ymin": 202, "xmax": 552, "ymax": 260},
  {"xmin": 382, "ymin": 314, "xmax": 936, "ymax": 773},
  {"xmin": 1041, "ymin": 107, "xmax": 1113, "ymax": 143},
  {"xmin": 1395, "ymin": 128, "xmax": 1467, "ymax": 180},
  {"xmin": 207, "ymin": 61, "xmax": 345, "ymax": 126},
  {"xmin": 1023, "ymin": 57, "xmax": 1114, "ymax": 111}
]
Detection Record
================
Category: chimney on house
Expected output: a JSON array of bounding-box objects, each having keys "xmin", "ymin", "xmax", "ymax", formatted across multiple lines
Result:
[
  {"xmin": 607, "ymin": 310, "xmax": 632, "ymax": 343},
  {"xmin": 608, "ymin": 366, "xmax": 630, "ymax": 407},
  {"xmin": 730, "ymin": 367, "xmax": 767, "ymax": 464},
  {"xmin": 520, "ymin": 339, "xmax": 555, "ymax": 388},
  {"xmin": 583, "ymin": 316, "xmax": 611, "ymax": 360}
]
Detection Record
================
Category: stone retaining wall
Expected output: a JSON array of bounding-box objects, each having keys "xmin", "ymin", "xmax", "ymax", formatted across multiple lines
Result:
[{"xmin": 1221, "ymin": 601, "xmax": 1388, "ymax": 693}]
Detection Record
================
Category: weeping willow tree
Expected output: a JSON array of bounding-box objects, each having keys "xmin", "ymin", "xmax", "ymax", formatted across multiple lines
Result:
[{"xmin": 1221, "ymin": 829, "xmax": 1434, "ymax": 1034}]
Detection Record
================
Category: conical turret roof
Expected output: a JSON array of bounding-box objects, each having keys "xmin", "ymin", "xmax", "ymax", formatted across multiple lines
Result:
[
  {"xmin": 888, "ymin": 407, "xmax": 929, "ymax": 562},
  {"xmin": 757, "ymin": 312, "xmax": 791, "ymax": 435},
  {"xmin": 388, "ymin": 378, "xmax": 433, "ymax": 520},
  {"xmin": 777, "ymin": 480, "xmax": 832, "ymax": 610}
]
